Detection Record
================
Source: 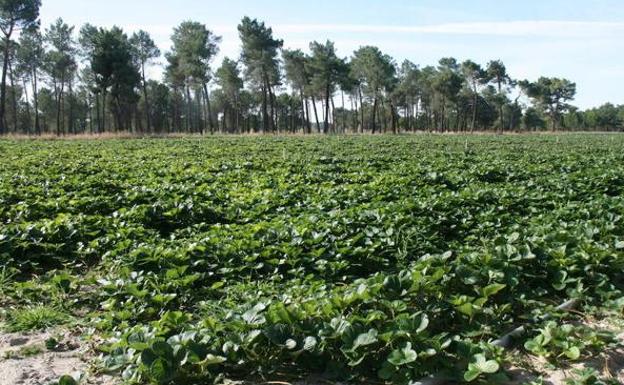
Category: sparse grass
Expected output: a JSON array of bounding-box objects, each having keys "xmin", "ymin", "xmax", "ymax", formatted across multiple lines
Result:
[
  {"xmin": 4, "ymin": 306, "xmax": 71, "ymax": 332},
  {"xmin": 0, "ymin": 267, "xmax": 15, "ymax": 296},
  {"xmin": 18, "ymin": 344, "xmax": 44, "ymax": 357}
]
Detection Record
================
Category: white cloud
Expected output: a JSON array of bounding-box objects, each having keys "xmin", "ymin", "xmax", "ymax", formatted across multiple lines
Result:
[
  {"xmin": 119, "ymin": 20, "xmax": 624, "ymax": 48},
  {"xmin": 270, "ymin": 20, "xmax": 624, "ymax": 38}
]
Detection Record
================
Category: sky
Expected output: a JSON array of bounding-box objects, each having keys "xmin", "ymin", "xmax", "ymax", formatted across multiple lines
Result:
[{"xmin": 39, "ymin": 0, "xmax": 624, "ymax": 109}]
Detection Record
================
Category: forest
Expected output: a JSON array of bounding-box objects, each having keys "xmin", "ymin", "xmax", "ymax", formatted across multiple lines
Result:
[{"xmin": 1, "ymin": 0, "xmax": 623, "ymax": 136}]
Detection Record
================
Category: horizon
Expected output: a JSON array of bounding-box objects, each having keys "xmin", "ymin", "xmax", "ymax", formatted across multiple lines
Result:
[{"xmin": 39, "ymin": 0, "xmax": 624, "ymax": 110}]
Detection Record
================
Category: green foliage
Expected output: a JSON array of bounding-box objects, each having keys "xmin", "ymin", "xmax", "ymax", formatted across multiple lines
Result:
[
  {"xmin": 5, "ymin": 306, "xmax": 70, "ymax": 332},
  {"xmin": 1, "ymin": 135, "xmax": 623, "ymax": 384},
  {"xmin": 0, "ymin": 266, "xmax": 16, "ymax": 296},
  {"xmin": 464, "ymin": 354, "xmax": 500, "ymax": 382},
  {"xmin": 564, "ymin": 368, "xmax": 620, "ymax": 385},
  {"xmin": 0, "ymin": 0, "xmax": 41, "ymax": 33},
  {"xmin": 55, "ymin": 373, "xmax": 84, "ymax": 385},
  {"xmin": 521, "ymin": 77, "xmax": 577, "ymax": 130},
  {"xmin": 524, "ymin": 321, "xmax": 617, "ymax": 361}
]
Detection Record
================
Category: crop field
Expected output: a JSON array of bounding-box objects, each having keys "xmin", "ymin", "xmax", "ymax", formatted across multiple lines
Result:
[{"xmin": 1, "ymin": 134, "xmax": 624, "ymax": 385}]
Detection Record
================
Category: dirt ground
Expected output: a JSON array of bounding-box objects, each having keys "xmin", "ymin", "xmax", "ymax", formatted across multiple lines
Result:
[
  {"xmin": 0, "ymin": 329, "xmax": 117, "ymax": 385},
  {"xmin": 506, "ymin": 347, "xmax": 624, "ymax": 385},
  {"xmin": 506, "ymin": 320, "xmax": 624, "ymax": 385}
]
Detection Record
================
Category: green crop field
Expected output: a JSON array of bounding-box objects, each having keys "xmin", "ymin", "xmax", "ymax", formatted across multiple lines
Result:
[{"xmin": 1, "ymin": 134, "xmax": 623, "ymax": 385}]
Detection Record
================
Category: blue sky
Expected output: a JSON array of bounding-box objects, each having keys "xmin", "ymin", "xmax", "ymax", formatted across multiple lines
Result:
[{"xmin": 40, "ymin": 0, "xmax": 624, "ymax": 109}]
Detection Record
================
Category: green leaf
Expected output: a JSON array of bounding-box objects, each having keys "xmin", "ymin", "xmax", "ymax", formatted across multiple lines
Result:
[
  {"xmin": 141, "ymin": 349, "xmax": 159, "ymax": 367},
  {"xmin": 149, "ymin": 358, "xmax": 173, "ymax": 383},
  {"xmin": 242, "ymin": 303, "xmax": 266, "ymax": 325},
  {"xmin": 58, "ymin": 375, "xmax": 78, "ymax": 385},
  {"xmin": 200, "ymin": 354, "xmax": 226, "ymax": 366},
  {"xmin": 378, "ymin": 361, "xmax": 397, "ymax": 380},
  {"xmin": 457, "ymin": 303, "xmax": 474, "ymax": 317},
  {"xmin": 473, "ymin": 354, "xmax": 500, "ymax": 374},
  {"xmin": 352, "ymin": 329, "xmax": 378, "ymax": 349},
  {"xmin": 524, "ymin": 340, "xmax": 540, "ymax": 353},
  {"xmin": 303, "ymin": 336, "xmax": 317, "ymax": 352},
  {"xmin": 482, "ymin": 283, "xmax": 506, "ymax": 297},
  {"xmin": 464, "ymin": 368, "xmax": 481, "ymax": 382},
  {"xmin": 150, "ymin": 341, "xmax": 174, "ymax": 360},
  {"xmin": 387, "ymin": 342, "xmax": 418, "ymax": 366},
  {"xmin": 416, "ymin": 314, "xmax": 429, "ymax": 334},
  {"xmin": 564, "ymin": 346, "xmax": 581, "ymax": 360}
]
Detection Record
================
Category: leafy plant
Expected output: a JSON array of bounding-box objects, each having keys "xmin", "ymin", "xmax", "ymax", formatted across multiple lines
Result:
[
  {"xmin": 524, "ymin": 321, "xmax": 616, "ymax": 361},
  {"xmin": 463, "ymin": 353, "xmax": 501, "ymax": 382},
  {"xmin": 0, "ymin": 266, "xmax": 16, "ymax": 296},
  {"xmin": 564, "ymin": 368, "xmax": 620, "ymax": 385},
  {"xmin": 1, "ymin": 135, "xmax": 624, "ymax": 384},
  {"xmin": 5, "ymin": 306, "xmax": 70, "ymax": 332}
]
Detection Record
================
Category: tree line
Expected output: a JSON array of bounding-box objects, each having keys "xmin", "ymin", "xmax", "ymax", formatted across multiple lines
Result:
[{"xmin": 0, "ymin": 0, "xmax": 622, "ymax": 136}]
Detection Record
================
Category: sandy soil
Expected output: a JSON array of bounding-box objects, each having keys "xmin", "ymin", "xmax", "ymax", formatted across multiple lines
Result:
[
  {"xmin": 506, "ymin": 324, "xmax": 624, "ymax": 385},
  {"xmin": 0, "ymin": 329, "xmax": 117, "ymax": 385}
]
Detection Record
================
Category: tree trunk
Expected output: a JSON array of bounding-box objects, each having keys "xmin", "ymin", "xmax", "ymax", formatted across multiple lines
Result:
[
  {"xmin": 33, "ymin": 69, "xmax": 40, "ymax": 135},
  {"xmin": 68, "ymin": 82, "xmax": 74, "ymax": 135},
  {"xmin": 22, "ymin": 78, "xmax": 31, "ymax": 135},
  {"xmin": 441, "ymin": 97, "xmax": 446, "ymax": 133},
  {"xmin": 407, "ymin": 100, "xmax": 412, "ymax": 132},
  {"xmin": 235, "ymin": 93, "xmax": 240, "ymax": 134},
  {"xmin": 269, "ymin": 85, "xmax": 276, "ymax": 133},
  {"xmin": 381, "ymin": 98, "xmax": 387, "ymax": 133},
  {"xmin": 202, "ymin": 84, "xmax": 213, "ymax": 134},
  {"xmin": 497, "ymin": 80, "xmax": 504, "ymax": 134},
  {"xmin": 290, "ymin": 97, "xmax": 295, "ymax": 133},
  {"xmin": 0, "ymin": 28, "xmax": 14, "ymax": 134},
  {"xmin": 195, "ymin": 88, "xmax": 206, "ymax": 135},
  {"xmin": 53, "ymin": 79, "xmax": 60, "ymax": 135},
  {"xmin": 114, "ymin": 98, "xmax": 122, "ymax": 131},
  {"xmin": 302, "ymin": 90, "xmax": 310, "ymax": 134},
  {"xmin": 60, "ymin": 78, "xmax": 65, "ymax": 135},
  {"xmin": 55, "ymin": 73, "xmax": 66, "ymax": 135},
  {"xmin": 185, "ymin": 85, "xmax": 192, "ymax": 133},
  {"xmin": 330, "ymin": 96, "xmax": 336, "ymax": 134},
  {"xmin": 352, "ymin": 95, "xmax": 358, "ymax": 133},
  {"xmin": 341, "ymin": 90, "xmax": 346, "ymax": 133},
  {"xmin": 95, "ymin": 93, "xmax": 100, "ymax": 134},
  {"xmin": 311, "ymin": 95, "xmax": 320, "ymax": 133},
  {"xmin": 223, "ymin": 105, "xmax": 228, "ymax": 132},
  {"xmin": 390, "ymin": 100, "xmax": 397, "ymax": 134},
  {"xmin": 509, "ymin": 97, "xmax": 520, "ymax": 132},
  {"xmin": 471, "ymin": 83, "xmax": 478, "ymax": 133},
  {"xmin": 324, "ymin": 84, "xmax": 330, "ymax": 133},
  {"xmin": 102, "ymin": 89, "xmax": 107, "ymax": 133},
  {"xmin": 359, "ymin": 87, "xmax": 365, "ymax": 133},
  {"xmin": 141, "ymin": 62, "xmax": 151, "ymax": 133},
  {"xmin": 371, "ymin": 97, "xmax": 378, "ymax": 134},
  {"xmin": 88, "ymin": 95, "xmax": 93, "ymax": 134},
  {"xmin": 261, "ymin": 83, "xmax": 268, "ymax": 133},
  {"xmin": 551, "ymin": 110, "xmax": 557, "ymax": 132},
  {"xmin": 8, "ymin": 60, "xmax": 18, "ymax": 133}
]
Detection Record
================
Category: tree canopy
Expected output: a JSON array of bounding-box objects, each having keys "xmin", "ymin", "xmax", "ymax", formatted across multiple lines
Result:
[{"xmin": 0, "ymin": 8, "xmax": 618, "ymax": 136}]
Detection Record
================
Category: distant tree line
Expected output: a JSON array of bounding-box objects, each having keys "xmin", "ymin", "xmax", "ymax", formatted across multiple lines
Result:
[{"xmin": 0, "ymin": 0, "xmax": 622, "ymax": 135}]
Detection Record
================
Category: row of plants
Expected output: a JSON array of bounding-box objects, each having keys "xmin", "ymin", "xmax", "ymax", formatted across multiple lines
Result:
[{"xmin": 0, "ymin": 134, "xmax": 623, "ymax": 384}]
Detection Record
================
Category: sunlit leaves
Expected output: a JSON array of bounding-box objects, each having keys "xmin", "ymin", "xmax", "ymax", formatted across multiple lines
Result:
[{"xmin": 2, "ymin": 135, "xmax": 624, "ymax": 385}]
